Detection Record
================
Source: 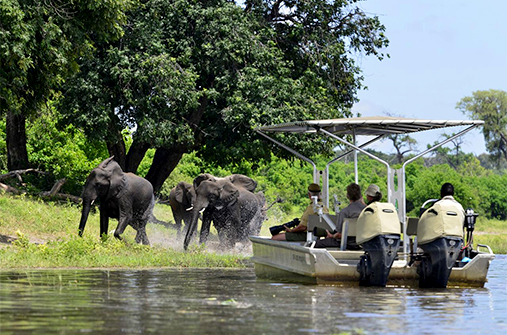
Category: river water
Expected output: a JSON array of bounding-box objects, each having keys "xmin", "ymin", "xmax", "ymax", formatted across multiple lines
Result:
[{"xmin": 0, "ymin": 255, "xmax": 505, "ymax": 335}]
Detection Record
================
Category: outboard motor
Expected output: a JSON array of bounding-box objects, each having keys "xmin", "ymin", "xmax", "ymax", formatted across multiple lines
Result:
[
  {"xmin": 356, "ymin": 202, "xmax": 401, "ymax": 287},
  {"xmin": 463, "ymin": 208, "xmax": 478, "ymax": 258},
  {"xmin": 416, "ymin": 199, "xmax": 464, "ymax": 288}
]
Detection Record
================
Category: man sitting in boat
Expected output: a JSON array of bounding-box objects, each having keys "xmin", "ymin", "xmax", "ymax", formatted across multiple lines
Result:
[
  {"xmin": 364, "ymin": 184, "xmax": 382, "ymax": 205},
  {"xmin": 271, "ymin": 183, "xmax": 329, "ymax": 241},
  {"xmin": 313, "ymin": 183, "xmax": 365, "ymax": 249},
  {"xmin": 438, "ymin": 183, "xmax": 464, "ymax": 212}
]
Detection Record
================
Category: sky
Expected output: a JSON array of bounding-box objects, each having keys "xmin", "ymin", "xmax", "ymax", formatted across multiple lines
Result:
[{"xmin": 351, "ymin": 0, "xmax": 507, "ymax": 155}]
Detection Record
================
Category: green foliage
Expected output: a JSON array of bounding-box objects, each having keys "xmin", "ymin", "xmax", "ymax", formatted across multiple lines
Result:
[
  {"xmin": 139, "ymin": 149, "xmax": 507, "ymax": 219},
  {"xmin": 0, "ymin": 104, "xmax": 108, "ymax": 194},
  {"xmin": 478, "ymin": 173, "xmax": 507, "ymax": 220},
  {"xmin": 57, "ymin": 0, "xmax": 390, "ymax": 190},
  {"xmin": 407, "ymin": 164, "xmax": 479, "ymax": 214},
  {"xmin": 0, "ymin": 0, "xmax": 132, "ymax": 115},
  {"xmin": 0, "ymin": 118, "xmax": 6, "ymax": 171},
  {"xmin": 457, "ymin": 90, "xmax": 507, "ymax": 164},
  {"xmin": 25, "ymin": 104, "xmax": 108, "ymax": 194}
]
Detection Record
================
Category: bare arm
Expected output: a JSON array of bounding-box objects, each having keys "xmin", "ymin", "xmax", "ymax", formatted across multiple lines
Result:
[{"xmin": 286, "ymin": 223, "xmax": 306, "ymax": 233}]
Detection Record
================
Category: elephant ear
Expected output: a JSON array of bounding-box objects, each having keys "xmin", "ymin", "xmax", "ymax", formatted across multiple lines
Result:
[
  {"xmin": 184, "ymin": 183, "xmax": 195, "ymax": 202},
  {"xmin": 109, "ymin": 171, "xmax": 127, "ymax": 198},
  {"xmin": 221, "ymin": 181, "xmax": 239, "ymax": 206},
  {"xmin": 228, "ymin": 174, "xmax": 257, "ymax": 192},
  {"xmin": 98, "ymin": 156, "xmax": 116, "ymax": 169},
  {"xmin": 193, "ymin": 173, "xmax": 215, "ymax": 189},
  {"xmin": 174, "ymin": 182, "xmax": 188, "ymax": 203}
]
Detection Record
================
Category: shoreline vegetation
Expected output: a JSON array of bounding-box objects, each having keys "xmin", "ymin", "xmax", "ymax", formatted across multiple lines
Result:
[
  {"xmin": 0, "ymin": 194, "xmax": 252, "ymax": 269},
  {"xmin": 1, "ymin": 193, "xmax": 506, "ymax": 269}
]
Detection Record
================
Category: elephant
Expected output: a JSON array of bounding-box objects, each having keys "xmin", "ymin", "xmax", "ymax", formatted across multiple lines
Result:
[
  {"xmin": 78, "ymin": 156, "xmax": 155, "ymax": 245},
  {"xmin": 169, "ymin": 181, "xmax": 196, "ymax": 236},
  {"xmin": 183, "ymin": 174, "xmax": 265, "ymax": 250},
  {"xmin": 192, "ymin": 173, "xmax": 258, "ymax": 193}
]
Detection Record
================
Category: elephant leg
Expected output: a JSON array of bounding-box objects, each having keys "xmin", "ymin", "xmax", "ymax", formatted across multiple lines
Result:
[
  {"xmin": 199, "ymin": 211, "xmax": 213, "ymax": 245},
  {"xmin": 218, "ymin": 221, "xmax": 236, "ymax": 249},
  {"xmin": 135, "ymin": 225, "xmax": 150, "ymax": 245},
  {"xmin": 99, "ymin": 206, "xmax": 109, "ymax": 239},
  {"xmin": 225, "ymin": 206, "xmax": 242, "ymax": 248},
  {"xmin": 114, "ymin": 208, "xmax": 132, "ymax": 241},
  {"xmin": 173, "ymin": 211, "xmax": 183, "ymax": 235}
]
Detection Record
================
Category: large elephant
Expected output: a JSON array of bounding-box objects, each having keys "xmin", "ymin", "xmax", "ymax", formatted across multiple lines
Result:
[
  {"xmin": 169, "ymin": 181, "xmax": 195, "ymax": 236},
  {"xmin": 192, "ymin": 173, "xmax": 258, "ymax": 193},
  {"xmin": 183, "ymin": 174, "xmax": 265, "ymax": 250},
  {"xmin": 78, "ymin": 157, "xmax": 155, "ymax": 245}
]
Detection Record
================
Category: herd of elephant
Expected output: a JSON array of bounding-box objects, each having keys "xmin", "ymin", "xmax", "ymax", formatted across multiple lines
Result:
[{"xmin": 78, "ymin": 157, "xmax": 268, "ymax": 250}]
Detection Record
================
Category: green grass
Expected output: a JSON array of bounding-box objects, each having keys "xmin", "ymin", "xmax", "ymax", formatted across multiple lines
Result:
[
  {"xmin": 1, "ymin": 192, "xmax": 506, "ymax": 270},
  {"xmin": 2, "ymin": 233, "xmax": 246, "ymax": 269},
  {"xmin": 0, "ymin": 193, "xmax": 250, "ymax": 269}
]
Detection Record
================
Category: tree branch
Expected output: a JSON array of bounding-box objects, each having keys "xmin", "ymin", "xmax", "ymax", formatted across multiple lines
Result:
[
  {"xmin": 39, "ymin": 178, "xmax": 67, "ymax": 197},
  {"xmin": 0, "ymin": 169, "xmax": 47, "ymax": 182}
]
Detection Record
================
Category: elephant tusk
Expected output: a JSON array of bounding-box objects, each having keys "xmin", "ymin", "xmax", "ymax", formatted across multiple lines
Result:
[
  {"xmin": 91, "ymin": 199, "xmax": 95, "ymax": 206},
  {"xmin": 186, "ymin": 206, "xmax": 194, "ymax": 211}
]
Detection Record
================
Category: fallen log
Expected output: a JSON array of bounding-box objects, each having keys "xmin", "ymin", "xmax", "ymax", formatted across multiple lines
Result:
[
  {"xmin": 0, "ymin": 182, "xmax": 21, "ymax": 195},
  {"xmin": 0, "ymin": 168, "xmax": 47, "ymax": 183}
]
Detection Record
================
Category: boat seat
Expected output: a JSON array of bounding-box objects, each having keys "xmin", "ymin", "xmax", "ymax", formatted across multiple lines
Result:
[
  {"xmin": 340, "ymin": 218, "xmax": 357, "ymax": 251},
  {"xmin": 407, "ymin": 217, "xmax": 418, "ymax": 236},
  {"xmin": 406, "ymin": 217, "xmax": 419, "ymax": 254}
]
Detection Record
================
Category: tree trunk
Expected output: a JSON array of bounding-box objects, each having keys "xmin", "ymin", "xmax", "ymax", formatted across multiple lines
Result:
[
  {"xmin": 6, "ymin": 110, "xmax": 29, "ymax": 170},
  {"xmin": 107, "ymin": 138, "xmax": 127, "ymax": 170},
  {"xmin": 144, "ymin": 96, "xmax": 209, "ymax": 193},
  {"xmin": 125, "ymin": 141, "xmax": 150, "ymax": 173},
  {"xmin": 145, "ymin": 148, "xmax": 184, "ymax": 194}
]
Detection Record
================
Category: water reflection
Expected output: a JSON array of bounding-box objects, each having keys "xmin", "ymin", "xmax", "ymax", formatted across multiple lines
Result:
[{"xmin": 0, "ymin": 256, "xmax": 505, "ymax": 334}]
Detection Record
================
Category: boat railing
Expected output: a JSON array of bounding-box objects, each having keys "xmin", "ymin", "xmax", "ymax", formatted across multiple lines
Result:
[{"xmin": 477, "ymin": 244, "xmax": 493, "ymax": 254}]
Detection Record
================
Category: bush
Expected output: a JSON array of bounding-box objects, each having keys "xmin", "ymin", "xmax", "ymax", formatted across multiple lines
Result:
[{"xmin": 26, "ymin": 106, "xmax": 108, "ymax": 195}]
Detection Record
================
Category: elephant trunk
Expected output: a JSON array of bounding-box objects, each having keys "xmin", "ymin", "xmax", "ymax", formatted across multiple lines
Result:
[
  {"xmin": 183, "ymin": 197, "xmax": 208, "ymax": 250},
  {"xmin": 78, "ymin": 200, "xmax": 92, "ymax": 237},
  {"xmin": 183, "ymin": 209, "xmax": 200, "ymax": 250}
]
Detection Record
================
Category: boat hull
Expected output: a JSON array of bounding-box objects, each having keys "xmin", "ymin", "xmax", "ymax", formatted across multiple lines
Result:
[{"xmin": 250, "ymin": 236, "xmax": 494, "ymax": 287}]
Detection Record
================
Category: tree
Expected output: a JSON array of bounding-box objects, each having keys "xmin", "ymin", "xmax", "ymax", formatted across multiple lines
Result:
[
  {"xmin": 59, "ymin": 0, "xmax": 389, "ymax": 193},
  {"xmin": 0, "ymin": 0, "xmax": 131, "ymax": 170},
  {"xmin": 456, "ymin": 90, "xmax": 507, "ymax": 166},
  {"xmin": 425, "ymin": 132, "xmax": 477, "ymax": 170},
  {"xmin": 386, "ymin": 134, "xmax": 417, "ymax": 164}
]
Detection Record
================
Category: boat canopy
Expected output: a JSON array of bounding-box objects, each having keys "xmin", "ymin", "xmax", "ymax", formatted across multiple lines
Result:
[
  {"xmin": 256, "ymin": 115, "xmax": 484, "ymax": 259},
  {"xmin": 257, "ymin": 116, "xmax": 484, "ymax": 136}
]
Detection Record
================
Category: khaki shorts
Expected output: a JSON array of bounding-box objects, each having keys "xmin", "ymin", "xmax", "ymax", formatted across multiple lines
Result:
[
  {"xmin": 285, "ymin": 228, "xmax": 327, "ymax": 241},
  {"xmin": 285, "ymin": 232, "xmax": 306, "ymax": 241}
]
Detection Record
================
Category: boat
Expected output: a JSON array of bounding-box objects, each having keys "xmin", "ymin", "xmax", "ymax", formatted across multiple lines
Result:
[{"xmin": 249, "ymin": 116, "xmax": 495, "ymax": 287}]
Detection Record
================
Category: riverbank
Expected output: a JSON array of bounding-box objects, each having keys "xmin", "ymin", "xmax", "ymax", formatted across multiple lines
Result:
[
  {"xmin": 0, "ymin": 194, "xmax": 252, "ymax": 269},
  {"xmin": 0, "ymin": 193, "xmax": 505, "ymax": 269}
]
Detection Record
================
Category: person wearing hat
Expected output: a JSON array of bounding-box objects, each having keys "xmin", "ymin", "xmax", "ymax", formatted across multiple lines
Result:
[
  {"xmin": 365, "ymin": 184, "xmax": 382, "ymax": 205},
  {"xmin": 313, "ymin": 183, "xmax": 365, "ymax": 249},
  {"xmin": 271, "ymin": 183, "xmax": 329, "ymax": 241}
]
